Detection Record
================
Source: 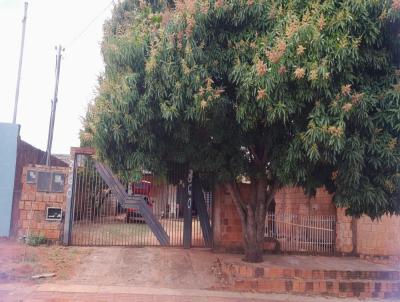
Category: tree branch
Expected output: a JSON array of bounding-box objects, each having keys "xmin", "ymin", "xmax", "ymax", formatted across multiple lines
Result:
[
  {"xmin": 225, "ymin": 182, "xmax": 247, "ymax": 224},
  {"xmin": 263, "ymin": 182, "xmax": 279, "ymax": 220},
  {"xmin": 250, "ymin": 175, "xmax": 258, "ymax": 208},
  {"xmin": 266, "ymin": 182, "xmax": 278, "ymax": 204},
  {"xmin": 249, "ymin": 145, "xmax": 263, "ymax": 166},
  {"xmin": 262, "ymin": 147, "xmax": 269, "ymax": 165}
]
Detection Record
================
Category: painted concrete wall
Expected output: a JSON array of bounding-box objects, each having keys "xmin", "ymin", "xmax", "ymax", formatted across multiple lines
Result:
[{"xmin": 0, "ymin": 123, "xmax": 19, "ymax": 236}]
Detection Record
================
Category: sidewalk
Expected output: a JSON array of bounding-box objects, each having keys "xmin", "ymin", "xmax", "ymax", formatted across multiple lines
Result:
[
  {"xmin": 0, "ymin": 283, "xmax": 399, "ymax": 302},
  {"xmin": 1, "ymin": 243, "xmax": 399, "ymax": 301}
]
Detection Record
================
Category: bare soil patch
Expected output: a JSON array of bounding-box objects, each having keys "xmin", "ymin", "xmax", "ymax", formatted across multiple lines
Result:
[
  {"xmin": 0, "ymin": 239, "xmax": 219, "ymax": 290},
  {"xmin": 0, "ymin": 238, "xmax": 91, "ymax": 282},
  {"xmin": 65, "ymin": 247, "xmax": 219, "ymax": 289}
]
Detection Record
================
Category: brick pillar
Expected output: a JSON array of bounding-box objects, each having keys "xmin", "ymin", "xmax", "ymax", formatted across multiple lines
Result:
[
  {"xmin": 335, "ymin": 208, "xmax": 354, "ymax": 254},
  {"xmin": 17, "ymin": 165, "xmax": 69, "ymax": 241},
  {"xmin": 212, "ymin": 185, "xmax": 244, "ymax": 252}
]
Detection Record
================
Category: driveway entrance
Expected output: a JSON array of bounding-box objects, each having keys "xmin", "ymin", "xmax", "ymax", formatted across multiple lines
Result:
[{"xmin": 63, "ymin": 148, "xmax": 213, "ymax": 248}]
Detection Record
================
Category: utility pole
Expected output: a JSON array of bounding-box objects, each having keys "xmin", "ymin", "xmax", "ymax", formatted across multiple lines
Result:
[
  {"xmin": 45, "ymin": 45, "xmax": 63, "ymax": 166},
  {"xmin": 12, "ymin": 2, "xmax": 28, "ymax": 124}
]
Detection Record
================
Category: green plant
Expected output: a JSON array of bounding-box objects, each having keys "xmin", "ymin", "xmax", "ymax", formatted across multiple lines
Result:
[{"xmin": 25, "ymin": 234, "xmax": 47, "ymax": 246}]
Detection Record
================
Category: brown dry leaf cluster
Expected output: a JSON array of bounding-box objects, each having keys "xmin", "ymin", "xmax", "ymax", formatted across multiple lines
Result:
[
  {"xmin": 265, "ymin": 39, "xmax": 286, "ymax": 64},
  {"xmin": 256, "ymin": 60, "xmax": 267, "ymax": 76},
  {"xmin": 327, "ymin": 126, "xmax": 344, "ymax": 137},
  {"xmin": 342, "ymin": 103, "xmax": 353, "ymax": 112},
  {"xmin": 294, "ymin": 67, "xmax": 306, "ymax": 79},
  {"xmin": 341, "ymin": 84, "xmax": 352, "ymax": 96},
  {"xmin": 257, "ymin": 89, "xmax": 266, "ymax": 100}
]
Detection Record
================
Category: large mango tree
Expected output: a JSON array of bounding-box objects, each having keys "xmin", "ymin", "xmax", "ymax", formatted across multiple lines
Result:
[{"xmin": 82, "ymin": 0, "xmax": 400, "ymax": 262}]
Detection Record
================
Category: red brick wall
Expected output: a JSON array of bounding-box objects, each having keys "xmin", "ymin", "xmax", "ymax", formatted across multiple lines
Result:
[
  {"xmin": 17, "ymin": 165, "xmax": 69, "ymax": 241},
  {"xmin": 275, "ymin": 187, "xmax": 335, "ymax": 216},
  {"xmin": 213, "ymin": 185, "xmax": 246, "ymax": 252},
  {"xmin": 215, "ymin": 185, "xmax": 400, "ymax": 258},
  {"xmin": 213, "ymin": 184, "xmax": 336, "ymax": 252},
  {"xmin": 335, "ymin": 209, "xmax": 400, "ymax": 259},
  {"xmin": 11, "ymin": 139, "xmax": 68, "ymax": 236},
  {"xmin": 214, "ymin": 184, "xmax": 400, "ymax": 258},
  {"xmin": 356, "ymin": 215, "xmax": 400, "ymax": 257}
]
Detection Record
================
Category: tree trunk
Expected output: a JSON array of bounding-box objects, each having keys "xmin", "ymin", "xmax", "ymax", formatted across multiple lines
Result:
[
  {"xmin": 242, "ymin": 206, "xmax": 265, "ymax": 262},
  {"xmin": 226, "ymin": 178, "xmax": 276, "ymax": 263}
]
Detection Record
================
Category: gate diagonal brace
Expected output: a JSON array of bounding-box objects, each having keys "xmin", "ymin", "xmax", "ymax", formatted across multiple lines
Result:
[{"xmin": 94, "ymin": 161, "xmax": 170, "ymax": 246}]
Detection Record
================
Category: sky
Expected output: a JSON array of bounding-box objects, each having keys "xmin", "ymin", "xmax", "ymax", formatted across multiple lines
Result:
[{"xmin": 0, "ymin": 0, "xmax": 114, "ymax": 154}]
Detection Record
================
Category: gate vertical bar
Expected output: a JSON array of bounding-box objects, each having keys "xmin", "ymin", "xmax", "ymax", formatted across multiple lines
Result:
[
  {"xmin": 82, "ymin": 156, "xmax": 88, "ymax": 244},
  {"xmin": 330, "ymin": 216, "xmax": 332, "ymax": 252},
  {"xmin": 93, "ymin": 162, "xmax": 100, "ymax": 245},
  {"xmin": 193, "ymin": 174, "xmax": 212, "ymax": 248},
  {"xmin": 85, "ymin": 156, "xmax": 91, "ymax": 245},
  {"xmin": 88, "ymin": 158, "xmax": 95, "ymax": 245},
  {"xmin": 63, "ymin": 151, "xmax": 77, "ymax": 245},
  {"xmin": 183, "ymin": 169, "xmax": 193, "ymax": 248},
  {"xmin": 76, "ymin": 154, "xmax": 84, "ymax": 245}
]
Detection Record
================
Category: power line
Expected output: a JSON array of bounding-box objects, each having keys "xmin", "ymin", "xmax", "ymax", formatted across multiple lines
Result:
[{"xmin": 66, "ymin": 0, "xmax": 114, "ymax": 49}]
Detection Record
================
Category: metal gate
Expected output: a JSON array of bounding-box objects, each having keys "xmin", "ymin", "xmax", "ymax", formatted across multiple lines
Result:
[
  {"xmin": 63, "ymin": 150, "xmax": 212, "ymax": 248},
  {"xmin": 265, "ymin": 212, "xmax": 336, "ymax": 253}
]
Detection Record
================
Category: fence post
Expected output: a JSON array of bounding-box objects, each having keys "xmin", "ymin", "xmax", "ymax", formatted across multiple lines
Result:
[
  {"xmin": 183, "ymin": 169, "xmax": 193, "ymax": 248},
  {"xmin": 63, "ymin": 152, "xmax": 77, "ymax": 245}
]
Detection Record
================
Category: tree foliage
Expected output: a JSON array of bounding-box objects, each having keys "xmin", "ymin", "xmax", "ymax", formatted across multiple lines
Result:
[
  {"xmin": 82, "ymin": 0, "xmax": 400, "ymax": 261},
  {"xmin": 84, "ymin": 0, "xmax": 400, "ymax": 218}
]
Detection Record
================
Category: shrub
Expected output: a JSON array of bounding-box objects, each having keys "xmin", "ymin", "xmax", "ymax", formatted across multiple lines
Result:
[{"xmin": 25, "ymin": 234, "xmax": 47, "ymax": 246}]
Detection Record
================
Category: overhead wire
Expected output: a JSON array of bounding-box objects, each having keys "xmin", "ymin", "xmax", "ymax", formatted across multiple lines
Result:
[
  {"xmin": 66, "ymin": 0, "xmax": 114, "ymax": 49},
  {"xmin": 41, "ymin": 1, "xmax": 114, "ymax": 162}
]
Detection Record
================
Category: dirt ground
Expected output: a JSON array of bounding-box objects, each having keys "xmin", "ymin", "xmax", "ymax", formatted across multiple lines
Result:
[
  {"xmin": 0, "ymin": 239, "xmax": 218, "ymax": 289},
  {"xmin": 0, "ymin": 238, "xmax": 91, "ymax": 283},
  {"xmin": 1, "ymin": 239, "xmax": 399, "ymax": 301},
  {"xmin": 2, "ymin": 238, "xmax": 398, "ymax": 288},
  {"xmin": 63, "ymin": 246, "xmax": 219, "ymax": 289}
]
